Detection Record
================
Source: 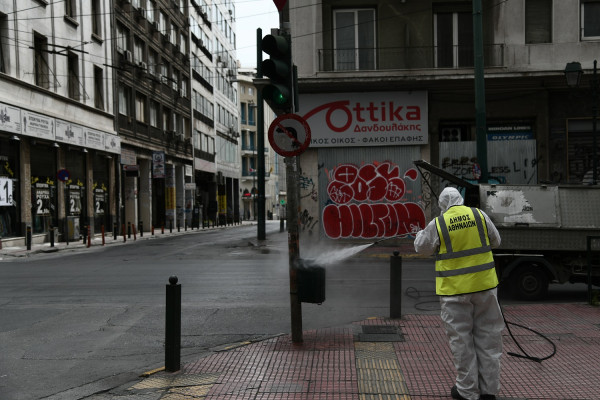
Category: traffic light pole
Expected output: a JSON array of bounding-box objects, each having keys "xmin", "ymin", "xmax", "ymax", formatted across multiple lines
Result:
[{"xmin": 256, "ymin": 29, "xmax": 266, "ymax": 241}]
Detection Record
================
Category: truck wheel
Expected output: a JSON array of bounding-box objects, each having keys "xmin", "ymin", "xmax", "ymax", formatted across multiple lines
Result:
[{"xmin": 512, "ymin": 264, "xmax": 549, "ymax": 301}]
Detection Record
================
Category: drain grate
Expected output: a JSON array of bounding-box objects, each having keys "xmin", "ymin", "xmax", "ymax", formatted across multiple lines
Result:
[{"xmin": 358, "ymin": 325, "xmax": 405, "ymax": 342}]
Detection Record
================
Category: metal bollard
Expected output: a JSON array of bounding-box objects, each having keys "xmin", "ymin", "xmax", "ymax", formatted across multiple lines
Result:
[
  {"xmin": 280, "ymin": 217, "xmax": 284, "ymax": 232},
  {"xmin": 26, "ymin": 226, "xmax": 32, "ymax": 250},
  {"xmin": 50, "ymin": 225, "xmax": 55, "ymax": 247},
  {"xmin": 101, "ymin": 225, "xmax": 105, "ymax": 246},
  {"xmin": 390, "ymin": 251, "xmax": 402, "ymax": 319},
  {"xmin": 122, "ymin": 224, "xmax": 126, "ymax": 243},
  {"xmin": 127, "ymin": 222, "xmax": 131, "ymax": 239},
  {"xmin": 87, "ymin": 225, "xmax": 91, "ymax": 248},
  {"xmin": 133, "ymin": 224, "xmax": 137, "ymax": 241},
  {"xmin": 170, "ymin": 220, "xmax": 173, "ymax": 233},
  {"xmin": 139, "ymin": 221, "xmax": 143, "ymax": 237},
  {"xmin": 165, "ymin": 276, "xmax": 181, "ymax": 372},
  {"xmin": 82, "ymin": 225, "xmax": 87, "ymax": 244},
  {"xmin": 152, "ymin": 225, "xmax": 155, "ymax": 235},
  {"xmin": 177, "ymin": 222, "xmax": 180, "ymax": 233},
  {"xmin": 113, "ymin": 223, "xmax": 117, "ymax": 240}
]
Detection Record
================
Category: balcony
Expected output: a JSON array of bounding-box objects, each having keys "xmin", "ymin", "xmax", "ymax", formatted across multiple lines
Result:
[{"xmin": 318, "ymin": 44, "xmax": 505, "ymax": 72}]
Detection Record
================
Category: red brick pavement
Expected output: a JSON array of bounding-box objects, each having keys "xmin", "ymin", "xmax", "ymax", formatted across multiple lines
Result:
[{"xmin": 183, "ymin": 304, "xmax": 600, "ymax": 399}]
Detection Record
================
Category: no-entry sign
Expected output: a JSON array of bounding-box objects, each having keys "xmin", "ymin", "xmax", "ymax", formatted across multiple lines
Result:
[{"xmin": 268, "ymin": 114, "xmax": 311, "ymax": 157}]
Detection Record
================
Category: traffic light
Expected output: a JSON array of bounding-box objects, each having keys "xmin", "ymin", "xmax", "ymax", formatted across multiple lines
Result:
[{"xmin": 261, "ymin": 33, "xmax": 293, "ymax": 114}]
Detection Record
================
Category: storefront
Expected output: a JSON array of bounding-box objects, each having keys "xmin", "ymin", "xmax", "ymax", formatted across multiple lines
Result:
[{"xmin": 0, "ymin": 136, "xmax": 20, "ymax": 238}]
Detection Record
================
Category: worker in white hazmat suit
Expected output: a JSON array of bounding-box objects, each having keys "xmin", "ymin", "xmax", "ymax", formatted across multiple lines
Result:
[{"xmin": 414, "ymin": 187, "xmax": 504, "ymax": 400}]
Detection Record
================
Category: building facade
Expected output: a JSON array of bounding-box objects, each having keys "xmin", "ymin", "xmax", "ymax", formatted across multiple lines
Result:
[
  {"xmin": 0, "ymin": 0, "xmax": 119, "ymax": 244},
  {"xmin": 237, "ymin": 68, "xmax": 282, "ymax": 221},
  {"xmin": 114, "ymin": 0, "xmax": 193, "ymax": 232},
  {"xmin": 288, "ymin": 0, "xmax": 600, "ymax": 243}
]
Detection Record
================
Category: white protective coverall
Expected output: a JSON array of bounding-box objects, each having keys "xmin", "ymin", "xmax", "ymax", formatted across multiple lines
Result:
[{"xmin": 414, "ymin": 187, "xmax": 504, "ymax": 400}]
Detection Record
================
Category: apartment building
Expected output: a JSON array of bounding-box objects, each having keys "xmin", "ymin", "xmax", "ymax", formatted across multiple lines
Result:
[
  {"xmin": 288, "ymin": 0, "xmax": 600, "ymax": 242},
  {"xmin": 114, "ymin": 0, "xmax": 193, "ymax": 231},
  {"xmin": 0, "ymin": 0, "xmax": 119, "ymax": 244},
  {"xmin": 237, "ymin": 68, "xmax": 282, "ymax": 221}
]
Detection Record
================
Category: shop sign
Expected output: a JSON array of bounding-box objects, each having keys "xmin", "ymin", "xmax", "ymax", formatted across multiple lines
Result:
[
  {"xmin": 153, "ymin": 151, "xmax": 165, "ymax": 178},
  {"xmin": 105, "ymin": 133, "xmax": 121, "ymax": 153},
  {"xmin": 56, "ymin": 120, "xmax": 85, "ymax": 146},
  {"xmin": 299, "ymin": 91, "xmax": 428, "ymax": 148},
  {"xmin": 0, "ymin": 177, "xmax": 13, "ymax": 206},
  {"xmin": 22, "ymin": 111, "xmax": 55, "ymax": 141},
  {"xmin": 487, "ymin": 123, "xmax": 534, "ymax": 141},
  {"xmin": 0, "ymin": 102, "xmax": 22, "ymax": 134},
  {"xmin": 121, "ymin": 148, "xmax": 136, "ymax": 165},
  {"xmin": 85, "ymin": 128, "xmax": 105, "ymax": 150}
]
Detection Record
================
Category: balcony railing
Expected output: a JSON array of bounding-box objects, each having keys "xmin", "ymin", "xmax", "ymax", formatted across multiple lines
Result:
[{"xmin": 318, "ymin": 44, "xmax": 504, "ymax": 72}]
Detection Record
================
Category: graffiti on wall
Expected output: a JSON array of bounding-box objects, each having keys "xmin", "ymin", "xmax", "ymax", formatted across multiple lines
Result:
[{"xmin": 322, "ymin": 161, "xmax": 426, "ymax": 239}]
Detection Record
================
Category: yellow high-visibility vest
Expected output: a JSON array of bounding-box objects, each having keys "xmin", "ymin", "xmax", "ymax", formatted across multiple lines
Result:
[{"xmin": 434, "ymin": 205, "xmax": 498, "ymax": 296}]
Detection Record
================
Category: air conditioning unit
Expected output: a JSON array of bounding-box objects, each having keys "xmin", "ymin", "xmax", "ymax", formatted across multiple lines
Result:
[
  {"xmin": 171, "ymin": 81, "xmax": 178, "ymax": 91},
  {"xmin": 179, "ymin": 88, "xmax": 185, "ymax": 97},
  {"xmin": 163, "ymin": 33, "xmax": 171, "ymax": 43},
  {"xmin": 138, "ymin": 61, "xmax": 147, "ymax": 70},
  {"xmin": 125, "ymin": 50, "xmax": 133, "ymax": 63},
  {"xmin": 152, "ymin": 21, "xmax": 159, "ymax": 31},
  {"xmin": 136, "ymin": 7, "xmax": 146, "ymax": 19}
]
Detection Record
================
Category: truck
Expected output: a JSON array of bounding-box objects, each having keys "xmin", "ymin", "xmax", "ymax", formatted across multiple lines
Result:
[{"xmin": 414, "ymin": 160, "xmax": 600, "ymax": 301}]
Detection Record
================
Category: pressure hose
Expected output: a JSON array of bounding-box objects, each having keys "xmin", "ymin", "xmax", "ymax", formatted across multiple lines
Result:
[
  {"xmin": 500, "ymin": 305, "xmax": 557, "ymax": 363},
  {"xmin": 405, "ymin": 287, "xmax": 557, "ymax": 362}
]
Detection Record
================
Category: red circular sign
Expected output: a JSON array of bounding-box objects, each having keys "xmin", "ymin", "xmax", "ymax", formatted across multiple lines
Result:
[{"xmin": 268, "ymin": 114, "xmax": 311, "ymax": 157}]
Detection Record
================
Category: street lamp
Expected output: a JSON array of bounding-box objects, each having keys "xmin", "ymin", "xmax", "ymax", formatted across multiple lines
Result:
[{"xmin": 564, "ymin": 60, "xmax": 598, "ymax": 185}]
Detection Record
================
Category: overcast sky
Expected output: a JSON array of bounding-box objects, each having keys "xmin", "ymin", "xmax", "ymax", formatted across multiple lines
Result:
[{"xmin": 235, "ymin": 0, "xmax": 281, "ymax": 68}]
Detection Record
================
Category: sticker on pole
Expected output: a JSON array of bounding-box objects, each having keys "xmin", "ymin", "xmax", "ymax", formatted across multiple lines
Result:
[{"xmin": 268, "ymin": 114, "xmax": 311, "ymax": 157}]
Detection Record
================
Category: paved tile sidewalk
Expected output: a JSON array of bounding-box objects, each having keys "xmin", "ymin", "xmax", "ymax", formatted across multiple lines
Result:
[{"xmin": 121, "ymin": 303, "xmax": 599, "ymax": 400}]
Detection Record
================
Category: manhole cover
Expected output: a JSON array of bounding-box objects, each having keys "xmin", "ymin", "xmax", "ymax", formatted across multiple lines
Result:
[{"xmin": 359, "ymin": 326, "xmax": 404, "ymax": 342}]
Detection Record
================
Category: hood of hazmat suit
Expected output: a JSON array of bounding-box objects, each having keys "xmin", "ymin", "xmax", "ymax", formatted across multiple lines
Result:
[{"xmin": 438, "ymin": 187, "xmax": 464, "ymax": 214}]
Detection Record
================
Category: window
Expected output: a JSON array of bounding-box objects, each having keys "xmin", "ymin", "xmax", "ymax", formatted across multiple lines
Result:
[
  {"xmin": 526, "ymin": 0, "xmax": 552, "ymax": 44},
  {"xmin": 134, "ymin": 36, "xmax": 144, "ymax": 63},
  {"xmin": 159, "ymin": 11, "xmax": 168, "ymax": 34},
  {"xmin": 148, "ymin": 49, "xmax": 157, "ymax": 76},
  {"xmin": 67, "ymin": 52, "xmax": 80, "ymax": 99},
  {"xmin": 94, "ymin": 66, "xmax": 104, "ymax": 110},
  {"xmin": 34, "ymin": 33, "xmax": 50, "ymax": 89},
  {"xmin": 241, "ymin": 103, "xmax": 247, "ymax": 124},
  {"xmin": 147, "ymin": 0, "xmax": 155, "ymax": 23},
  {"xmin": 248, "ymin": 104, "xmax": 255, "ymax": 126},
  {"xmin": 0, "ymin": 12, "xmax": 8, "ymax": 74},
  {"xmin": 91, "ymin": 0, "xmax": 101, "ymax": 37},
  {"xmin": 65, "ymin": 0, "xmax": 77, "ymax": 19},
  {"xmin": 117, "ymin": 23, "xmax": 128, "ymax": 52},
  {"xmin": 162, "ymin": 107, "xmax": 170, "ymax": 131},
  {"xmin": 136, "ymin": 94, "xmax": 146, "ymax": 122},
  {"xmin": 149, "ymin": 100, "xmax": 159, "ymax": 127},
  {"xmin": 118, "ymin": 84, "xmax": 131, "ymax": 116},
  {"xmin": 333, "ymin": 9, "xmax": 376, "ymax": 71},
  {"xmin": 582, "ymin": 0, "xmax": 600, "ymax": 39},
  {"xmin": 434, "ymin": 12, "xmax": 473, "ymax": 68}
]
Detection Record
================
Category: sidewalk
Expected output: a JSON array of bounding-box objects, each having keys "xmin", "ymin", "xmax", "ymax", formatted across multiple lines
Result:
[
  {"xmin": 87, "ymin": 302, "xmax": 600, "ymax": 400},
  {"xmin": 0, "ymin": 221, "xmax": 256, "ymax": 259}
]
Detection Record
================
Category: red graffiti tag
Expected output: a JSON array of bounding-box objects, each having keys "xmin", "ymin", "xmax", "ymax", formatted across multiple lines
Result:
[{"xmin": 323, "ymin": 162, "xmax": 425, "ymax": 239}]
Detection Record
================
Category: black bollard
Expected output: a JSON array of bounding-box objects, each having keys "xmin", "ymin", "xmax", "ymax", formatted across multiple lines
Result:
[
  {"xmin": 280, "ymin": 217, "xmax": 284, "ymax": 232},
  {"xmin": 113, "ymin": 222, "xmax": 117, "ymax": 240},
  {"xmin": 170, "ymin": 220, "xmax": 173, "ymax": 233},
  {"xmin": 26, "ymin": 226, "xmax": 32, "ymax": 250},
  {"xmin": 50, "ymin": 226, "xmax": 55, "ymax": 247},
  {"xmin": 82, "ymin": 225, "xmax": 87, "ymax": 244},
  {"xmin": 390, "ymin": 251, "xmax": 402, "ymax": 319},
  {"xmin": 139, "ymin": 221, "xmax": 143, "ymax": 237},
  {"xmin": 127, "ymin": 222, "xmax": 131, "ymax": 239},
  {"xmin": 165, "ymin": 276, "xmax": 181, "ymax": 372}
]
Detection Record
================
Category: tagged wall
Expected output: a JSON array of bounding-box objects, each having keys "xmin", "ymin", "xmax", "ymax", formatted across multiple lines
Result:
[{"xmin": 299, "ymin": 147, "xmax": 426, "ymax": 242}]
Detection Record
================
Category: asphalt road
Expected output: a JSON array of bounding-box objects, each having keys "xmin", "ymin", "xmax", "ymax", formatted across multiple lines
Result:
[{"xmin": 0, "ymin": 221, "xmax": 590, "ymax": 400}]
